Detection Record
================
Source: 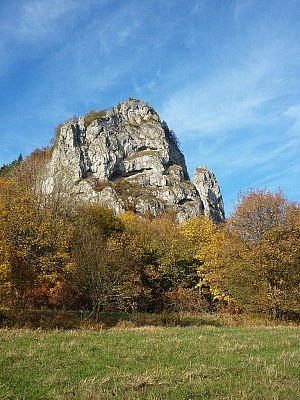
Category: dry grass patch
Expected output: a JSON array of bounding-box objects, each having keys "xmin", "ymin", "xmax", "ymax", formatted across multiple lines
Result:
[
  {"xmin": 126, "ymin": 373, "xmax": 163, "ymax": 388},
  {"xmin": 0, "ymin": 326, "xmax": 299, "ymax": 399}
]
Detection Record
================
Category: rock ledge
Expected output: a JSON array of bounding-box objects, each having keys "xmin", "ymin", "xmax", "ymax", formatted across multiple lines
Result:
[{"xmin": 42, "ymin": 99, "xmax": 225, "ymax": 222}]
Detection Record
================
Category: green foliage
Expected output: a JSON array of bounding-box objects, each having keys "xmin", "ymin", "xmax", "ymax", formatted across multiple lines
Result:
[
  {"xmin": 117, "ymin": 213, "xmax": 204, "ymax": 312},
  {"xmin": 73, "ymin": 204, "xmax": 124, "ymax": 238},
  {"xmin": 0, "ymin": 154, "xmax": 23, "ymax": 177},
  {"xmin": 112, "ymin": 179, "xmax": 142, "ymax": 202},
  {"xmin": 162, "ymin": 120, "xmax": 180, "ymax": 147},
  {"xmin": 70, "ymin": 205, "xmax": 141, "ymax": 318}
]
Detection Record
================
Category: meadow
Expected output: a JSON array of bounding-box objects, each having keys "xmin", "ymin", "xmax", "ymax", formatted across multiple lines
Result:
[{"xmin": 0, "ymin": 318, "xmax": 299, "ymax": 399}]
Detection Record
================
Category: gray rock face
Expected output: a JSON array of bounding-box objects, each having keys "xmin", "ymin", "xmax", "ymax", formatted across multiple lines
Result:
[
  {"xmin": 194, "ymin": 167, "xmax": 225, "ymax": 223},
  {"xmin": 42, "ymin": 99, "xmax": 225, "ymax": 222}
]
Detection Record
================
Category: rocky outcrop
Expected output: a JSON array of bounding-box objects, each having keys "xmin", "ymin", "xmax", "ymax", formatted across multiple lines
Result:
[
  {"xmin": 41, "ymin": 99, "xmax": 225, "ymax": 222},
  {"xmin": 194, "ymin": 167, "xmax": 225, "ymax": 223}
]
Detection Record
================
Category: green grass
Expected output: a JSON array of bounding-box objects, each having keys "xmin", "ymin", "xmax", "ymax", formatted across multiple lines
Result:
[{"xmin": 0, "ymin": 325, "xmax": 299, "ymax": 399}]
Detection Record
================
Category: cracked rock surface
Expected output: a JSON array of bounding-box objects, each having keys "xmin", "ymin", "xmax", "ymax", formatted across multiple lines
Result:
[{"xmin": 42, "ymin": 99, "xmax": 225, "ymax": 222}]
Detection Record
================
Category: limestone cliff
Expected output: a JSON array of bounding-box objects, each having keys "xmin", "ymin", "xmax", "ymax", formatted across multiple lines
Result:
[
  {"xmin": 194, "ymin": 167, "xmax": 225, "ymax": 223},
  {"xmin": 42, "ymin": 99, "xmax": 224, "ymax": 222}
]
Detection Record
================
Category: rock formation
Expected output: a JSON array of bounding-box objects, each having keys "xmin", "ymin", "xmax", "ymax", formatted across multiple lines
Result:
[
  {"xmin": 194, "ymin": 168, "xmax": 225, "ymax": 223},
  {"xmin": 41, "ymin": 98, "xmax": 225, "ymax": 222}
]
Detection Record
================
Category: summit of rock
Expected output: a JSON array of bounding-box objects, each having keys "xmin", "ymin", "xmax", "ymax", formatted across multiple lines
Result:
[{"xmin": 41, "ymin": 98, "xmax": 225, "ymax": 222}]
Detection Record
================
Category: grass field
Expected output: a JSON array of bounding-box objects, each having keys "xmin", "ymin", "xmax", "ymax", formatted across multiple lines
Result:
[{"xmin": 0, "ymin": 323, "xmax": 299, "ymax": 399}]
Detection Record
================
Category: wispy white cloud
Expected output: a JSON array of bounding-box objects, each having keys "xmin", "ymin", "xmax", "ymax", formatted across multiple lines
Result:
[
  {"xmin": 233, "ymin": 0, "xmax": 254, "ymax": 21},
  {"xmin": 162, "ymin": 10, "xmax": 300, "ymax": 212},
  {"xmin": 283, "ymin": 105, "xmax": 300, "ymax": 133},
  {"xmin": 1, "ymin": 0, "xmax": 75, "ymax": 45},
  {"xmin": 191, "ymin": 0, "xmax": 205, "ymax": 16},
  {"xmin": 17, "ymin": 0, "xmax": 78, "ymax": 40},
  {"xmin": 162, "ymin": 41, "xmax": 299, "ymax": 137},
  {"xmin": 0, "ymin": 0, "xmax": 114, "ymax": 75},
  {"xmin": 247, "ymin": 160, "xmax": 300, "ymax": 201},
  {"xmin": 0, "ymin": 0, "xmax": 299, "ymax": 211}
]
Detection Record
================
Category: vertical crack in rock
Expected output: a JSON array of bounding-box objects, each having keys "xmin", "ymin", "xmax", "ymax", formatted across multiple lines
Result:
[{"xmin": 41, "ymin": 99, "xmax": 225, "ymax": 222}]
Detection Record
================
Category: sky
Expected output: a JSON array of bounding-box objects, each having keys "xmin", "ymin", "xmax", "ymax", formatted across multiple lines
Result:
[{"xmin": 0, "ymin": 0, "xmax": 299, "ymax": 215}]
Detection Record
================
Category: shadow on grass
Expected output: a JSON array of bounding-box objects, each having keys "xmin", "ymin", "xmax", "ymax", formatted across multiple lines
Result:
[
  {"xmin": 0, "ymin": 309, "xmax": 222, "ymax": 330},
  {"xmin": 96, "ymin": 311, "xmax": 222, "ymax": 328}
]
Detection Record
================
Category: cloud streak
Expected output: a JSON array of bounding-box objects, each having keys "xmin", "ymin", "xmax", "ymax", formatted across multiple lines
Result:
[
  {"xmin": 160, "ymin": 8, "xmax": 299, "ymax": 212},
  {"xmin": 0, "ymin": 0, "xmax": 299, "ymax": 214},
  {"xmin": 161, "ymin": 41, "xmax": 300, "ymax": 136}
]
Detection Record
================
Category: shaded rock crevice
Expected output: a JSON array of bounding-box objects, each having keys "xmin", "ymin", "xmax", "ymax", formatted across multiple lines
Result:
[{"xmin": 42, "ymin": 98, "xmax": 225, "ymax": 222}]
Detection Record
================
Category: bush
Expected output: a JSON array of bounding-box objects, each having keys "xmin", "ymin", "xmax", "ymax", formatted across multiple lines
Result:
[
  {"xmin": 84, "ymin": 109, "xmax": 106, "ymax": 127},
  {"xmin": 163, "ymin": 288, "xmax": 211, "ymax": 312},
  {"xmin": 162, "ymin": 121, "xmax": 180, "ymax": 147},
  {"xmin": 92, "ymin": 180, "xmax": 111, "ymax": 191}
]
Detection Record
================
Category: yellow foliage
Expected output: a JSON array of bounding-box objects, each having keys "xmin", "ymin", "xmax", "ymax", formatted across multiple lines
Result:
[
  {"xmin": 208, "ymin": 190, "xmax": 300, "ymax": 317},
  {"xmin": 0, "ymin": 175, "xmax": 73, "ymax": 307}
]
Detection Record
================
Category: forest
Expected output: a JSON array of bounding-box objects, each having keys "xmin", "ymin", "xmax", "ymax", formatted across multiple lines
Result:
[{"xmin": 0, "ymin": 150, "xmax": 299, "ymax": 323}]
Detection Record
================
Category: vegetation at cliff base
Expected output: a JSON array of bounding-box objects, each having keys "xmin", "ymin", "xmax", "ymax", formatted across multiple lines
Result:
[
  {"xmin": 0, "ymin": 153, "xmax": 299, "ymax": 323},
  {"xmin": 0, "ymin": 152, "xmax": 299, "ymax": 399},
  {"xmin": 0, "ymin": 154, "xmax": 23, "ymax": 177}
]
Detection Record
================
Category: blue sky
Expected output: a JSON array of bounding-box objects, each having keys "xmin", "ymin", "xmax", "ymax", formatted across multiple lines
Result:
[{"xmin": 0, "ymin": 0, "xmax": 299, "ymax": 215}]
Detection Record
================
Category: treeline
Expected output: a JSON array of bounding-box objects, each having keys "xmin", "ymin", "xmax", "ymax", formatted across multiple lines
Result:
[
  {"xmin": 0, "ymin": 152, "xmax": 299, "ymax": 320},
  {"xmin": 0, "ymin": 154, "xmax": 23, "ymax": 177}
]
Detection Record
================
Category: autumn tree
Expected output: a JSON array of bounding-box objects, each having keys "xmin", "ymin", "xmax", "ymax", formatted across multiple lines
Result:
[
  {"xmin": 118, "ymin": 212, "xmax": 208, "ymax": 312},
  {"xmin": 150, "ymin": 216, "xmax": 203, "ymax": 310},
  {"xmin": 112, "ymin": 212, "xmax": 159, "ymax": 311},
  {"xmin": 70, "ymin": 206, "xmax": 142, "ymax": 318},
  {"xmin": 0, "ymin": 154, "xmax": 23, "ymax": 177},
  {"xmin": 181, "ymin": 215, "xmax": 226, "ymax": 309},
  {"xmin": 211, "ymin": 189, "xmax": 300, "ymax": 318},
  {"xmin": 0, "ymin": 175, "xmax": 73, "ymax": 309}
]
